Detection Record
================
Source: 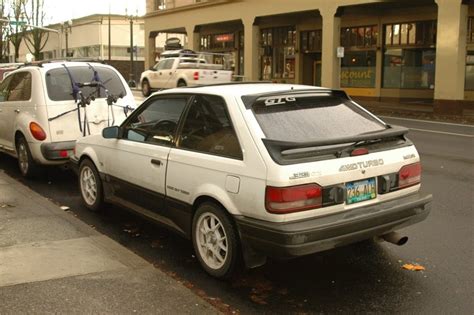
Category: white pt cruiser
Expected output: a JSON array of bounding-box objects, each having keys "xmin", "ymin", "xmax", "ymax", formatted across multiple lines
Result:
[{"xmin": 72, "ymin": 83, "xmax": 432, "ymax": 278}]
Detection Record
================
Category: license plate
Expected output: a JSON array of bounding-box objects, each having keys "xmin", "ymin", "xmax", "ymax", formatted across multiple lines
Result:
[{"xmin": 346, "ymin": 178, "xmax": 377, "ymax": 205}]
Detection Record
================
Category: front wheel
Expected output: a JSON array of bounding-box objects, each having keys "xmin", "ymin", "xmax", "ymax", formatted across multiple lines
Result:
[
  {"xmin": 142, "ymin": 79, "xmax": 151, "ymax": 97},
  {"xmin": 16, "ymin": 136, "xmax": 40, "ymax": 178},
  {"xmin": 177, "ymin": 80, "xmax": 187, "ymax": 87},
  {"xmin": 79, "ymin": 159, "xmax": 103, "ymax": 212},
  {"xmin": 192, "ymin": 202, "xmax": 240, "ymax": 278}
]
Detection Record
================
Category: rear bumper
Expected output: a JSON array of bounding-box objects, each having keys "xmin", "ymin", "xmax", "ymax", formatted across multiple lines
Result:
[
  {"xmin": 40, "ymin": 141, "xmax": 76, "ymax": 161},
  {"xmin": 235, "ymin": 192, "xmax": 432, "ymax": 258}
]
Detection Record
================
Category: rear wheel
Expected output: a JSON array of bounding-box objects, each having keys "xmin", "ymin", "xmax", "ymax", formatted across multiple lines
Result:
[
  {"xmin": 16, "ymin": 136, "xmax": 39, "ymax": 178},
  {"xmin": 142, "ymin": 79, "xmax": 151, "ymax": 97},
  {"xmin": 192, "ymin": 202, "xmax": 239, "ymax": 278},
  {"xmin": 79, "ymin": 159, "xmax": 103, "ymax": 212}
]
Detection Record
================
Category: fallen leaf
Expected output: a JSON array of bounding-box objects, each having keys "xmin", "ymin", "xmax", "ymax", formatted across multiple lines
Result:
[
  {"xmin": 402, "ymin": 263, "xmax": 426, "ymax": 271},
  {"xmin": 60, "ymin": 206, "xmax": 70, "ymax": 211}
]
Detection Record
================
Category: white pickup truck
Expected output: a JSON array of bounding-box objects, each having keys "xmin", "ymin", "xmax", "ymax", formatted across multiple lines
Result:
[{"xmin": 140, "ymin": 51, "xmax": 233, "ymax": 96}]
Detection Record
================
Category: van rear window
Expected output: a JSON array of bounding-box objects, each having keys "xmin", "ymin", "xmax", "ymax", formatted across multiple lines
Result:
[
  {"xmin": 251, "ymin": 94, "xmax": 385, "ymax": 142},
  {"xmin": 46, "ymin": 66, "xmax": 127, "ymax": 101}
]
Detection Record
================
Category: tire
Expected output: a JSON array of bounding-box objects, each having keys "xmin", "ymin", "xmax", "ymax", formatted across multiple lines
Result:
[
  {"xmin": 79, "ymin": 159, "xmax": 104, "ymax": 212},
  {"xmin": 192, "ymin": 202, "xmax": 239, "ymax": 279},
  {"xmin": 142, "ymin": 79, "xmax": 151, "ymax": 97},
  {"xmin": 16, "ymin": 136, "xmax": 40, "ymax": 178},
  {"xmin": 177, "ymin": 80, "xmax": 187, "ymax": 87}
]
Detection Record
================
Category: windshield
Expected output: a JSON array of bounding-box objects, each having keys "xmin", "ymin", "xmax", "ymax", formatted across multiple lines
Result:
[
  {"xmin": 251, "ymin": 94, "xmax": 386, "ymax": 142},
  {"xmin": 45, "ymin": 65, "xmax": 127, "ymax": 101}
]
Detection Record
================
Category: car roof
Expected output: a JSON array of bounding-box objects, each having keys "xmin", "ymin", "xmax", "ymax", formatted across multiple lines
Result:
[{"xmin": 156, "ymin": 83, "xmax": 330, "ymax": 98}]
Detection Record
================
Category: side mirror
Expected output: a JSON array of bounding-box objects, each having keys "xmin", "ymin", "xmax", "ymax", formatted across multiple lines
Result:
[
  {"xmin": 102, "ymin": 126, "xmax": 120, "ymax": 139},
  {"xmin": 149, "ymin": 66, "xmax": 156, "ymax": 71}
]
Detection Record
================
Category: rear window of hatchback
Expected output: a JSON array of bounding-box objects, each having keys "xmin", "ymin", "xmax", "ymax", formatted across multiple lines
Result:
[{"xmin": 45, "ymin": 66, "xmax": 127, "ymax": 101}]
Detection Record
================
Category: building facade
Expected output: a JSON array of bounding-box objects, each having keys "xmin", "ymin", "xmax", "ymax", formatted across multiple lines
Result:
[{"xmin": 144, "ymin": 0, "xmax": 473, "ymax": 114}]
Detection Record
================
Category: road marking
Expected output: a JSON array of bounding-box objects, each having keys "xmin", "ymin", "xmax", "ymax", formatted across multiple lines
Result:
[
  {"xmin": 379, "ymin": 115, "xmax": 474, "ymax": 128},
  {"xmin": 409, "ymin": 127, "xmax": 474, "ymax": 138}
]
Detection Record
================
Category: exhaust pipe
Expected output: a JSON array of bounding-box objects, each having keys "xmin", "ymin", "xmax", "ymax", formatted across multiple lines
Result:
[{"xmin": 381, "ymin": 232, "xmax": 408, "ymax": 246}]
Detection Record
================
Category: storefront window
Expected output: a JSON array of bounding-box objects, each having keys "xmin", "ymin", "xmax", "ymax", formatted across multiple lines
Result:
[
  {"xmin": 341, "ymin": 26, "xmax": 378, "ymax": 48},
  {"xmin": 383, "ymin": 49, "xmax": 435, "ymax": 89},
  {"xmin": 341, "ymin": 51, "xmax": 376, "ymax": 88},
  {"xmin": 340, "ymin": 25, "xmax": 377, "ymax": 88},
  {"xmin": 384, "ymin": 21, "xmax": 436, "ymax": 47},
  {"xmin": 200, "ymin": 33, "xmax": 235, "ymax": 50},
  {"xmin": 383, "ymin": 21, "xmax": 436, "ymax": 89},
  {"xmin": 301, "ymin": 30, "xmax": 322, "ymax": 52},
  {"xmin": 465, "ymin": 52, "xmax": 474, "ymax": 90},
  {"xmin": 260, "ymin": 26, "xmax": 296, "ymax": 81},
  {"xmin": 468, "ymin": 17, "xmax": 474, "ymax": 43}
]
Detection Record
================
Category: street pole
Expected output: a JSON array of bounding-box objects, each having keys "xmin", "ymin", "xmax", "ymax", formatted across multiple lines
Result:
[
  {"xmin": 108, "ymin": 12, "xmax": 111, "ymax": 61},
  {"xmin": 129, "ymin": 18, "xmax": 135, "ymax": 87}
]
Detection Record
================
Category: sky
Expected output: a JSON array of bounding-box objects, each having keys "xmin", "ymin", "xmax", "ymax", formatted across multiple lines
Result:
[{"xmin": 42, "ymin": 0, "xmax": 146, "ymax": 25}]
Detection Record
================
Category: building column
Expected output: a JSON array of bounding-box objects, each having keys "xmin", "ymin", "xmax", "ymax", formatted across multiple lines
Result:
[
  {"xmin": 145, "ymin": 33, "xmax": 156, "ymax": 69},
  {"xmin": 243, "ymin": 17, "xmax": 259, "ymax": 82},
  {"xmin": 185, "ymin": 25, "xmax": 200, "ymax": 51},
  {"xmin": 434, "ymin": 0, "xmax": 468, "ymax": 114},
  {"xmin": 320, "ymin": 5, "xmax": 341, "ymax": 89}
]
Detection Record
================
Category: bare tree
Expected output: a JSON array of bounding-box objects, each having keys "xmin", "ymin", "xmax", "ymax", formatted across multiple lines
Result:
[
  {"xmin": 8, "ymin": 0, "xmax": 26, "ymax": 62},
  {"xmin": 0, "ymin": 0, "xmax": 7, "ymax": 62},
  {"xmin": 22, "ymin": 0, "xmax": 48, "ymax": 60}
]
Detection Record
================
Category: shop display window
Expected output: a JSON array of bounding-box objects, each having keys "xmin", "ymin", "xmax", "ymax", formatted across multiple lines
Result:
[
  {"xmin": 383, "ymin": 48, "xmax": 436, "ymax": 89},
  {"xmin": 340, "ymin": 25, "xmax": 378, "ymax": 48},
  {"xmin": 340, "ymin": 51, "xmax": 376, "ymax": 88},
  {"xmin": 384, "ymin": 21, "xmax": 436, "ymax": 47},
  {"xmin": 465, "ymin": 52, "xmax": 474, "ymax": 90},
  {"xmin": 260, "ymin": 26, "xmax": 296, "ymax": 81}
]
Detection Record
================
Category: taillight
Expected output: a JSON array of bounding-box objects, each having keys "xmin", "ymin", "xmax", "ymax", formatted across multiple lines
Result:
[
  {"xmin": 351, "ymin": 148, "xmax": 369, "ymax": 156},
  {"xmin": 265, "ymin": 184, "xmax": 322, "ymax": 214},
  {"xmin": 398, "ymin": 162, "xmax": 421, "ymax": 188},
  {"xmin": 193, "ymin": 71, "xmax": 199, "ymax": 80},
  {"xmin": 29, "ymin": 122, "xmax": 46, "ymax": 141}
]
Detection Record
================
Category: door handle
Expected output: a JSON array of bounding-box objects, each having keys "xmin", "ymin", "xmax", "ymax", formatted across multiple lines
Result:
[
  {"xmin": 14, "ymin": 109, "xmax": 20, "ymax": 113},
  {"xmin": 169, "ymin": 72, "xmax": 173, "ymax": 75},
  {"xmin": 159, "ymin": 72, "xmax": 162, "ymax": 75},
  {"xmin": 151, "ymin": 159, "xmax": 162, "ymax": 166}
]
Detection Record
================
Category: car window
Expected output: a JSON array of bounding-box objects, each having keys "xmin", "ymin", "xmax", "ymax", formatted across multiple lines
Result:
[
  {"xmin": 7, "ymin": 72, "xmax": 32, "ymax": 102},
  {"xmin": 123, "ymin": 96, "xmax": 189, "ymax": 146},
  {"xmin": 45, "ymin": 65, "xmax": 127, "ymax": 101},
  {"xmin": 154, "ymin": 60, "xmax": 167, "ymax": 71},
  {"xmin": 178, "ymin": 95, "xmax": 242, "ymax": 159},
  {"xmin": 0, "ymin": 75, "xmax": 12, "ymax": 102},
  {"xmin": 161, "ymin": 59, "xmax": 174, "ymax": 70},
  {"xmin": 251, "ymin": 94, "xmax": 385, "ymax": 142}
]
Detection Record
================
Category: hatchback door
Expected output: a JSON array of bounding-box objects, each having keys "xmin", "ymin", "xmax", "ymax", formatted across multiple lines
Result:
[{"xmin": 44, "ymin": 65, "xmax": 135, "ymax": 142}]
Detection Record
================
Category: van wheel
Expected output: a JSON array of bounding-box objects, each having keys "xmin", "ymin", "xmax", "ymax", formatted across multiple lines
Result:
[
  {"xmin": 177, "ymin": 80, "xmax": 187, "ymax": 87},
  {"xmin": 16, "ymin": 137, "xmax": 39, "ymax": 178},
  {"xmin": 79, "ymin": 159, "xmax": 103, "ymax": 212},
  {"xmin": 142, "ymin": 79, "xmax": 151, "ymax": 97},
  {"xmin": 192, "ymin": 202, "xmax": 239, "ymax": 279}
]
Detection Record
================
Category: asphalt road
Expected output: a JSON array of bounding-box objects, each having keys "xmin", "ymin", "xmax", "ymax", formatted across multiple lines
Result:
[{"xmin": 0, "ymin": 115, "xmax": 472, "ymax": 314}]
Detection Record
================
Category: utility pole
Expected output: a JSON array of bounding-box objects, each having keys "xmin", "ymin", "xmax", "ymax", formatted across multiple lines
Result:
[
  {"xmin": 108, "ymin": 3, "xmax": 111, "ymax": 61},
  {"xmin": 125, "ymin": 8, "xmax": 137, "ymax": 87}
]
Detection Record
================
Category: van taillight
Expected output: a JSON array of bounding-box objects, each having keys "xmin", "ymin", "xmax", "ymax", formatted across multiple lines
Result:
[
  {"xmin": 265, "ymin": 184, "xmax": 322, "ymax": 214},
  {"xmin": 193, "ymin": 71, "xmax": 199, "ymax": 80},
  {"xmin": 29, "ymin": 122, "xmax": 46, "ymax": 141},
  {"xmin": 398, "ymin": 162, "xmax": 421, "ymax": 188}
]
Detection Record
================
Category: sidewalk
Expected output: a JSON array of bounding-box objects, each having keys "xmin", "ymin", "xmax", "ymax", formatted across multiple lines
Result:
[
  {"xmin": 0, "ymin": 170, "xmax": 218, "ymax": 314},
  {"xmin": 353, "ymin": 98, "xmax": 474, "ymax": 125}
]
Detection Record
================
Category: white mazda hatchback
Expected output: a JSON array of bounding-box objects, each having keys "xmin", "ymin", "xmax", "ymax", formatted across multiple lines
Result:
[{"xmin": 72, "ymin": 83, "xmax": 432, "ymax": 278}]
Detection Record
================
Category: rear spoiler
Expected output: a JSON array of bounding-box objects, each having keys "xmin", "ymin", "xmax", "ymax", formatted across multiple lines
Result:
[
  {"xmin": 241, "ymin": 89, "xmax": 350, "ymax": 109},
  {"xmin": 262, "ymin": 125, "xmax": 410, "ymax": 165}
]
